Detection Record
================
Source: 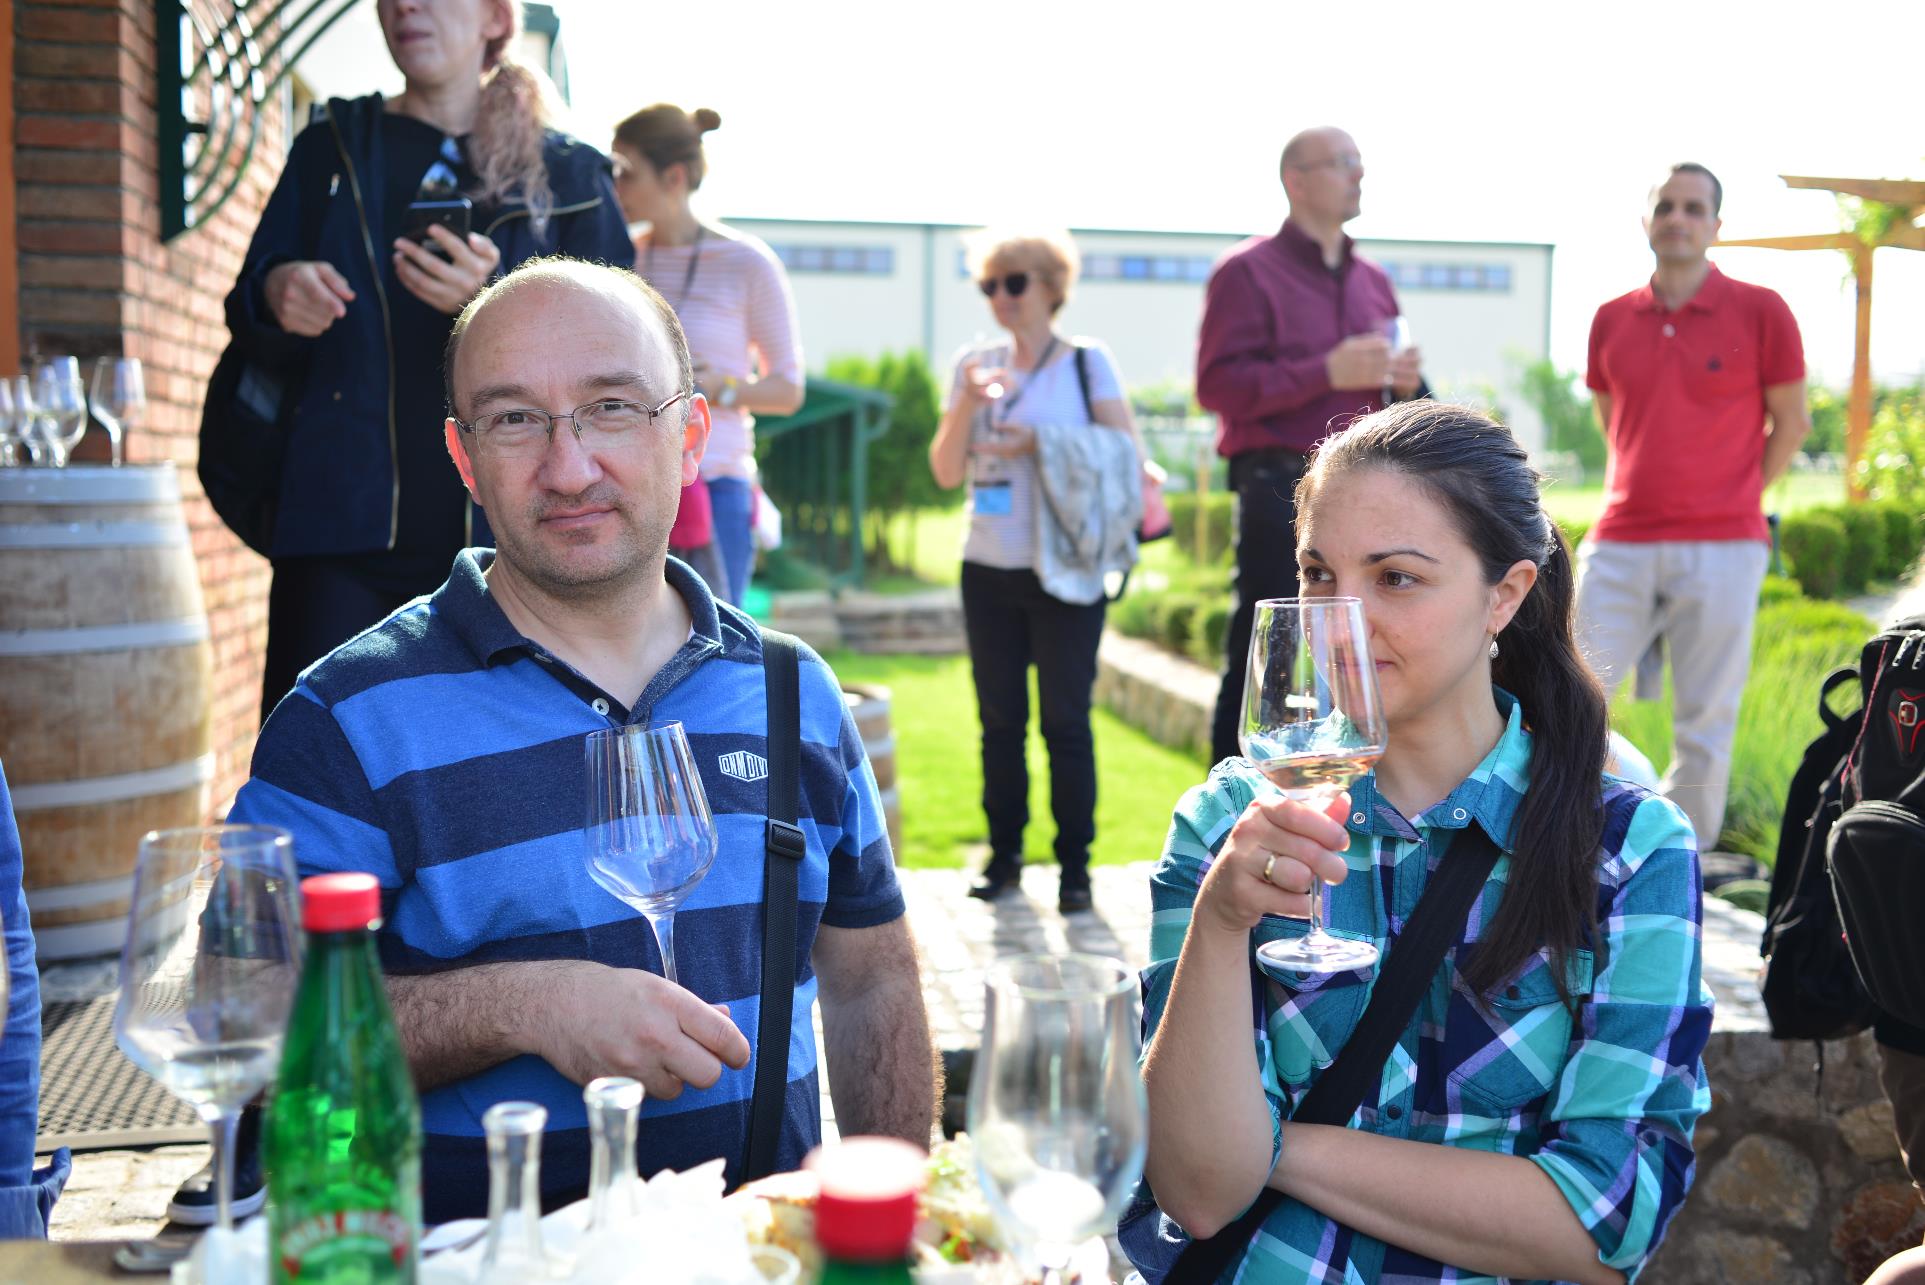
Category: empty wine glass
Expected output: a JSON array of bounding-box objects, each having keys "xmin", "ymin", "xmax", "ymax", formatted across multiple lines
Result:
[
  {"xmin": 10, "ymin": 377, "xmax": 48, "ymax": 467},
  {"xmin": 32, "ymin": 357, "xmax": 86, "ymax": 467},
  {"xmin": 90, "ymin": 356, "xmax": 145, "ymax": 467},
  {"xmin": 968, "ymin": 332, "xmax": 1008, "ymax": 402},
  {"xmin": 0, "ymin": 379, "xmax": 17, "ymax": 467},
  {"xmin": 1381, "ymin": 315, "xmax": 1413, "ymax": 405},
  {"xmin": 967, "ymin": 953, "xmax": 1147, "ymax": 1284},
  {"xmin": 584, "ymin": 720, "xmax": 717, "ymax": 987},
  {"xmin": 1241, "ymin": 597, "xmax": 1388, "ymax": 973},
  {"xmin": 113, "ymin": 825, "xmax": 302, "ymax": 1231}
]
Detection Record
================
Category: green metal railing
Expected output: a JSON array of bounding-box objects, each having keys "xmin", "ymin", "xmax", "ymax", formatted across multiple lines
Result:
[{"xmin": 754, "ymin": 378, "xmax": 894, "ymax": 589}]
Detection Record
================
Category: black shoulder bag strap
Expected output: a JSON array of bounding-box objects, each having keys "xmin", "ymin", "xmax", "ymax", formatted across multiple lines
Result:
[
  {"xmin": 1074, "ymin": 343, "xmax": 1093, "ymax": 419},
  {"xmin": 1166, "ymin": 825, "xmax": 1505, "ymax": 1285},
  {"xmin": 745, "ymin": 627, "xmax": 805, "ymax": 1182}
]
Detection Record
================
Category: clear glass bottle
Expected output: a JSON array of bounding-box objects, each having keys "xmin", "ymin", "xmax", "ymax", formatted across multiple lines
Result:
[
  {"xmin": 475, "ymin": 1101, "xmax": 568, "ymax": 1282},
  {"xmin": 584, "ymin": 1076, "xmax": 645, "ymax": 1234}
]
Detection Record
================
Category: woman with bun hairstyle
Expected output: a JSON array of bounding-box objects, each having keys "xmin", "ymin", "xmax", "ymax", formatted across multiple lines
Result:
[
  {"xmin": 1125, "ymin": 402, "xmax": 1712, "ymax": 1284},
  {"xmin": 612, "ymin": 104, "xmax": 804, "ymax": 605},
  {"xmin": 218, "ymin": 0, "xmax": 633, "ymax": 726}
]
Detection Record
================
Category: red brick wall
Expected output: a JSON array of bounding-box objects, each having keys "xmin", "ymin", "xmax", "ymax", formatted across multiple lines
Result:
[{"xmin": 13, "ymin": 0, "xmax": 285, "ymax": 815}]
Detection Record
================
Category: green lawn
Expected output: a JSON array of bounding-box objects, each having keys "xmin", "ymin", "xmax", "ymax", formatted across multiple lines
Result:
[{"xmin": 825, "ymin": 651, "xmax": 1207, "ymax": 870}]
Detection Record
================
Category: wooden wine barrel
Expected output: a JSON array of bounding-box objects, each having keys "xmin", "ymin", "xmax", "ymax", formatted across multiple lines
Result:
[
  {"xmin": 841, "ymin": 683, "xmax": 902, "ymax": 861},
  {"xmin": 0, "ymin": 465, "xmax": 215, "ymax": 959}
]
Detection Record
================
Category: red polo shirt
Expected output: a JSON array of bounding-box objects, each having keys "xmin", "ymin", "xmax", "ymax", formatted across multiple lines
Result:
[{"xmin": 1585, "ymin": 265, "xmax": 1804, "ymax": 543}]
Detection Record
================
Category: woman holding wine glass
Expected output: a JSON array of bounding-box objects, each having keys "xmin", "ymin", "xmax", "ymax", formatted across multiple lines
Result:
[
  {"xmin": 928, "ymin": 229, "xmax": 1146, "ymax": 913},
  {"xmin": 1127, "ymin": 402, "xmax": 1712, "ymax": 1284}
]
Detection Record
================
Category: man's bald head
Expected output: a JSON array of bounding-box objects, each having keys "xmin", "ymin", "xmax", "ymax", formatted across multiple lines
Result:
[
  {"xmin": 443, "ymin": 257, "xmax": 692, "ymax": 418},
  {"xmin": 1279, "ymin": 127, "xmax": 1354, "ymax": 181}
]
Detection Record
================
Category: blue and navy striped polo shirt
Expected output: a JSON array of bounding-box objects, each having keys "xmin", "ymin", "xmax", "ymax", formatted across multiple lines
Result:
[{"xmin": 233, "ymin": 550, "xmax": 904, "ymax": 1221}]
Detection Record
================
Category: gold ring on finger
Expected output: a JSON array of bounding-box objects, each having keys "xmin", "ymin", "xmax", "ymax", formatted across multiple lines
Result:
[{"xmin": 1262, "ymin": 853, "xmax": 1277, "ymax": 885}]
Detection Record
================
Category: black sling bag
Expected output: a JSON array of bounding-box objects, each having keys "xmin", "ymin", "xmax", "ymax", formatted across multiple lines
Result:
[
  {"xmin": 743, "ymin": 628, "xmax": 805, "ymax": 1182},
  {"xmin": 1166, "ymin": 825, "xmax": 1504, "ymax": 1285}
]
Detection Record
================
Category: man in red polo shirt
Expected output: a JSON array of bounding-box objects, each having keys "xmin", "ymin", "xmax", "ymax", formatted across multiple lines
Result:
[{"xmin": 1579, "ymin": 162, "xmax": 1809, "ymax": 851}]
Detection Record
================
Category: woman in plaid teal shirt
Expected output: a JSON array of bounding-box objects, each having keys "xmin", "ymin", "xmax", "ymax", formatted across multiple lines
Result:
[{"xmin": 1127, "ymin": 404, "xmax": 1713, "ymax": 1284}]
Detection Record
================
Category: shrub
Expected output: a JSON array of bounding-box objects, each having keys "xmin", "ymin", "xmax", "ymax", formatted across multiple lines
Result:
[
  {"xmin": 1758, "ymin": 575, "xmax": 1804, "ymax": 606},
  {"xmin": 1556, "ymin": 518, "xmax": 1590, "ymax": 552},
  {"xmin": 1853, "ymin": 388, "xmax": 1925, "ymax": 510},
  {"xmin": 1874, "ymin": 500, "xmax": 1923, "ymax": 580},
  {"xmin": 1829, "ymin": 504, "xmax": 1885, "ymax": 594},
  {"xmin": 1109, "ymin": 590, "xmax": 1159, "ymax": 641},
  {"xmin": 1779, "ymin": 511, "xmax": 1849, "ymax": 598},
  {"xmin": 1190, "ymin": 602, "xmax": 1232, "ymax": 669},
  {"xmin": 1154, "ymin": 595, "xmax": 1204, "ymax": 655},
  {"xmin": 1167, "ymin": 492, "xmax": 1235, "ymax": 564}
]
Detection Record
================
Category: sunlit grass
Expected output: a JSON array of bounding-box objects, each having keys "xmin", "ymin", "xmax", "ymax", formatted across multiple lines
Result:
[{"xmin": 825, "ymin": 650, "xmax": 1207, "ymax": 870}]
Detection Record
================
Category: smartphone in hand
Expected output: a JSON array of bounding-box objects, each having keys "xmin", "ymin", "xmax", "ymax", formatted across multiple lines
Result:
[{"xmin": 401, "ymin": 197, "xmax": 473, "ymax": 260}]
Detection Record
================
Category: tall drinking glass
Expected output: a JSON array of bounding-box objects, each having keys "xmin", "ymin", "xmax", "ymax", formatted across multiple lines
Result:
[
  {"xmin": 89, "ymin": 356, "xmax": 145, "ymax": 467},
  {"xmin": 1381, "ymin": 315, "xmax": 1412, "ymax": 406},
  {"xmin": 113, "ymin": 825, "xmax": 302, "ymax": 1231},
  {"xmin": 1240, "ymin": 597, "xmax": 1388, "ymax": 972},
  {"xmin": 967, "ymin": 953, "xmax": 1147, "ymax": 1284},
  {"xmin": 584, "ymin": 721, "xmax": 717, "ymax": 987},
  {"xmin": 0, "ymin": 379, "xmax": 17, "ymax": 467},
  {"xmin": 32, "ymin": 357, "xmax": 86, "ymax": 467}
]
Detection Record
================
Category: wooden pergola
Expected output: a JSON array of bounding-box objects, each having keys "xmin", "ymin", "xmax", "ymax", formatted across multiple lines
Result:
[{"xmin": 1716, "ymin": 175, "xmax": 1925, "ymax": 499}]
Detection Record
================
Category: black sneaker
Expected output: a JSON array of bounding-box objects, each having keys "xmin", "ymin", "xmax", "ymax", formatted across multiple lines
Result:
[
  {"xmin": 969, "ymin": 859, "xmax": 1021, "ymax": 901},
  {"xmin": 168, "ymin": 1103, "xmax": 266, "ymax": 1226},
  {"xmin": 1058, "ymin": 878, "xmax": 1094, "ymax": 914}
]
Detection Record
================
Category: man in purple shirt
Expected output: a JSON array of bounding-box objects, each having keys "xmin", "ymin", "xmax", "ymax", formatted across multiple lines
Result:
[{"xmin": 1197, "ymin": 126, "xmax": 1424, "ymax": 762}]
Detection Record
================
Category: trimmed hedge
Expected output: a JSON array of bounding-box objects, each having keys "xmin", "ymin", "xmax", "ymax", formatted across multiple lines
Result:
[
  {"xmin": 1165, "ymin": 492, "xmax": 1235, "ymax": 565},
  {"xmin": 1779, "ymin": 500, "xmax": 1925, "ymax": 599},
  {"xmin": 1190, "ymin": 602, "xmax": 1232, "ymax": 668}
]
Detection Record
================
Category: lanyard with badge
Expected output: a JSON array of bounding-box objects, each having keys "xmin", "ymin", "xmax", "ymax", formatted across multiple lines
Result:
[{"xmin": 972, "ymin": 336, "xmax": 1059, "ymax": 518}]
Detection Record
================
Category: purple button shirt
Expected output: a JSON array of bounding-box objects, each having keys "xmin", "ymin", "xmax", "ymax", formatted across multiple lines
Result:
[{"xmin": 1196, "ymin": 220, "xmax": 1403, "ymax": 457}]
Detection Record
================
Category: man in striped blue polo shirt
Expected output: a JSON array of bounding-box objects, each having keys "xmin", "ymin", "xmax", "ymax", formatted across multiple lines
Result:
[{"xmin": 231, "ymin": 257, "xmax": 933, "ymax": 1222}]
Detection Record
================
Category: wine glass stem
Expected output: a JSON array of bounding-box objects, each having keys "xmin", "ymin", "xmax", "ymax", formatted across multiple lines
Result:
[
  {"xmin": 649, "ymin": 912, "xmax": 679, "ymax": 988},
  {"xmin": 1308, "ymin": 875, "xmax": 1327, "ymax": 939},
  {"xmin": 210, "ymin": 1108, "xmax": 239, "ymax": 1231}
]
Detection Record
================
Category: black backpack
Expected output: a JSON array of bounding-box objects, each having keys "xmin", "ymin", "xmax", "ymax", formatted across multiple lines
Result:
[
  {"xmin": 1761, "ymin": 613, "xmax": 1925, "ymax": 1040},
  {"xmin": 1828, "ymin": 616, "xmax": 1925, "ymax": 1029}
]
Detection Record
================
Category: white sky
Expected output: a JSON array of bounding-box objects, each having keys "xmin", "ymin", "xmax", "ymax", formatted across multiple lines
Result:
[{"xmin": 543, "ymin": 0, "xmax": 1925, "ymax": 390}]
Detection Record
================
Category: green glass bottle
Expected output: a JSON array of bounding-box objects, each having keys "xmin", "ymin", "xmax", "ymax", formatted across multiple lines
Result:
[
  {"xmin": 266, "ymin": 873, "xmax": 422, "ymax": 1283},
  {"xmin": 811, "ymin": 1136, "xmax": 926, "ymax": 1285}
]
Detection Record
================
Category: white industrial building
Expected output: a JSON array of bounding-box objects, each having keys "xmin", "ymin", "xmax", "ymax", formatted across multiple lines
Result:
[{"xmin": 732, "ymin": 218, "xmax": 1554, "ymax": 451}]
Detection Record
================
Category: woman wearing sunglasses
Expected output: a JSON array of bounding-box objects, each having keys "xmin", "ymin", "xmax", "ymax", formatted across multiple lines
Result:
[
  {"xmin": 928, "ymin": 229, "xmax": 1144, "ymax": 913},
  {"xmin": 612, "ymin": 104, "xmax": 804, "ymax": 606}
]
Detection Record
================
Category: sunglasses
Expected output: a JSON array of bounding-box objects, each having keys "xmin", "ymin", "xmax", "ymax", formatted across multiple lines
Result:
[{"xmin": 978, "ymin": 272, "xmax": 1030, "ymax": 299}]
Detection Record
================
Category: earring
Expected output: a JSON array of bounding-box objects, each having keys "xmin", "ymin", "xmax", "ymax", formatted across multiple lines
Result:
[{"xmin": 1489, "ymin": 637, "xmax": 1501, "ymax": 660}]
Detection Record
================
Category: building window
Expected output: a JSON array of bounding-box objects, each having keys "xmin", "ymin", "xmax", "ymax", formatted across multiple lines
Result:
[
  {"xmin": 1077, "ymin": 253, "xmax": 1215, "ymax": 284},
  {"xmin": 774, "ymin": 244, "xmax": 895, "ymax": 275},
  {"xmin": 1383, "ymin": 260, "xmax": 1515, "ymax": 293}
]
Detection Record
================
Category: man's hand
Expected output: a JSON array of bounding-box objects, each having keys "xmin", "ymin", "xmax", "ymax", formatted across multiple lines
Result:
[
  {"xmin": 392, "ymin": 227, "xmax": 503, "ymax": 315},
  {"xmin": 528, "ymin": 961, "xmax": 751, "ymax": 1101},
  {"xmin": 1326, "ymin": 334, "xmax": 1393, "ymax": 391},
  {"xmin": 263, "ymin": 261, "xmax": 355, "ymax": 337},
  {"xmin": 1389, "ymin": 347, "xmax": 1424, "ymax": 399}
]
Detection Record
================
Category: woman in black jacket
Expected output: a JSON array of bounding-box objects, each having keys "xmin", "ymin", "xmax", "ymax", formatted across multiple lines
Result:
[{"xmin": 217, "ymin": 0, "xmax": 632, "ymax": 725}]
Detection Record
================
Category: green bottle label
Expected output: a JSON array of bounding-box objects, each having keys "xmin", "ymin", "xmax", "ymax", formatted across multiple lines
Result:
[{"xmin": 276, "ymin": 1209, "xmax": 414, "ymax": 1278}]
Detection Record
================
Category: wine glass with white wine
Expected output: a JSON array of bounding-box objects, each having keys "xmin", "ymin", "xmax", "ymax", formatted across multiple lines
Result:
[{"xmin": 1240, "ymin": 596, "xmax": 1388, "ymax": 973}]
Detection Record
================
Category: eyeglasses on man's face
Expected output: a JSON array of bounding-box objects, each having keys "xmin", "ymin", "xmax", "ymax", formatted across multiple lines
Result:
[
  {"xmin": 979, "ymin": 272, "xmax": 1030, "ymax": 299},
  {"xmin": 454, "ymin": 391, "xmax": 690, "ymax": 458},
  {"xmin": 1290, "ymin": 153, "xmax": 1364, "ymax": 175}
]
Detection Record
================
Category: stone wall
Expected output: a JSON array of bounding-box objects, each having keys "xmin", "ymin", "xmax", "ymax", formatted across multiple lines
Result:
[
  {"xmin": 11, "ymin": 0, "xmax": 285, "ymax": 814},
  {"xmin": 1093, "ymin": 633, "xmax": 1925, "ymax": 1284}
]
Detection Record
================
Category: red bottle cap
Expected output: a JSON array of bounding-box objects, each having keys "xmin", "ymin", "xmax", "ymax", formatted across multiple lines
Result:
[
  {"xmin": 301, "ymin": 872, "xmax": 382, "ymax": 933},
  {"xmin": 807, "ymin": 1136, "xmax": 926, "ymax": 1261}
]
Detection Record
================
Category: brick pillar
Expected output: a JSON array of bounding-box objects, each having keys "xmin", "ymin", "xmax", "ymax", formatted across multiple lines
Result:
[{"xmin": 12, "ymin": 0, "xmax": 285, "ymax": 815}]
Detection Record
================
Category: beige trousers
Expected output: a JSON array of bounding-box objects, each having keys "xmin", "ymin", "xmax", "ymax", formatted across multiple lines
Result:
[{"xmin": 1573, "ymin": 538, "xmax": 1770, "ymax": 850}]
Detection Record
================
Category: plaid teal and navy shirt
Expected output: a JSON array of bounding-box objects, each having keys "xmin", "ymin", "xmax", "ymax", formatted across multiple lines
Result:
[{"xmin": 1121, "ymin": 693, "xmax": 1712, "ymax": 1283}]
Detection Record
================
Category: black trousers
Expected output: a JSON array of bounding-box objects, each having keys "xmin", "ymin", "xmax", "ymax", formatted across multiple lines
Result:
[
  {"xmin": 1210, "ymin": 449, "xmax": 1309, "ymax": 764},
  {"xmin": 262, "ymin": 553, "xmax": 451, "ymax": 723},
  {"xmin": 960, "ymin": 562, "xmax": 1107, "ymax": 879}
]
